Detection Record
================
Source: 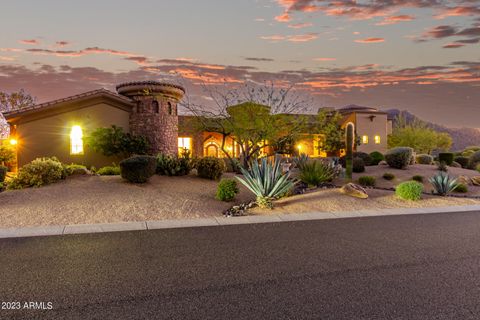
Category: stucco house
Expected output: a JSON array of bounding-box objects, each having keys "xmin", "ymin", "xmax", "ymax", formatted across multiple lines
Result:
[{"xmin": 1, "ymin": 81, "xmax": 392, "ymax": 169}]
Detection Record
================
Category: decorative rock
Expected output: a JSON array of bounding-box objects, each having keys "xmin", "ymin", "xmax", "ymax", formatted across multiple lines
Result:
[
  {"xmin": 378, "ymin": 160, "xmax": 388, "ymax": 166},
  {"xmin": 339, "ymin": 183, "xmax": 368, "ymax": 199},
  {"xmin": 457, "ymin": 175, "xmax": 471, "ymax": 186},
  {"xmin": 471, "ymin": 176, "xmax": 480, "ymax": 186},
  {"xmin": 450, "ymin": 161, "xmax": 462, "ymax": 168},
  {"xmin": 70, "ymin": 167, "xmax": 91, "ymax": 175}
]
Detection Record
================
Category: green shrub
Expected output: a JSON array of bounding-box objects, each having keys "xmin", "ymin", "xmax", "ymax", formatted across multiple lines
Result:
[
  {"xmin": 236, "ymin": 156, "xmax": 293, "ymax": 209},
  {"xmin": 438, "ymin": 153, "xmax": 454, "ymax": 165},
  {"xmin": 85, "ymin": 125, "xmax": 149, "ymax": 158},
  {"xmin": 454, "ymin": 183, "xmax": 468, "ymax": 193},
  {"xmin": 477, "ymin": 163, "xmax": 480, "ymax": 173},
  {"xmin": 358, "ymin": 176, "xmax": 376, "ymax": 187},
  {"xmin": 62, "ymin": 163, "xmax": 88, "ymax": 177},
  {"xmin": 119, "ymin": 155, "xmax": 156, "ymax": 183},
  {"xmin": 412, "ymin": 175, "xmax": 424, "ymax": 183},
  {"xmin": 469, "ymin": 151, "xmax": 480, "ymax": 169},
  {"xmin": 429, "ymin": 172, "xmax": 458, "ymax": 196},
  {"xmin": 454, "ymin": 156, "xmax": 469, "ymax": 168},
  {"xmin": 216, "ymin": 178, "xmax": 239, "ymax": 202},
  {"xmin": 354, "ymin": 152, "xmax": 373, "ymax": 166},
  {"xmin": 223, "ymin": 158, "xmax": 242, "ymax": 173},
  {"xmin": 0, "ymin": 144, "xmax": 15, "ymax": 164},
  {"xmin": 8, "ymin": 157, "xmax": 64, "ymax": 189},
  {"xmin": 299, "ymin": 160, "xmax": 336, "ymax": 187},
  {"xmin": 97, "ymin": 166, "xmax": 121, "ymax": 175},
  {"xmin": 352, "ymin": 157, "xmax": 365, "ymax": 173},
  {"xmin": 462, "ymin": 146, "xmax": 480, "ymax": 158},
  {"xmin": 156, "ymin": 151, "xmax": 191, "ymax": 176},
  {"xmin": 416, "ymin": 154, "xmax": 433, "ymax": 165},
  {"xmin": 369, "ymin": 151, "xmax": 384, "ymax": 165},
  {"xmin": 385, "ymin": 147, "xmax": 413, "ymax": 169},
  {"xmin": 0, "ymin": 165, "xmax": 7, "ymax": 183},
  {"xmin": 383, "ymin": 172, "xmax": 395, "ymax": 180},
  {"xmin": 196, "ymin": 157, "xmax": 226, "ymax": 180},
  {"xmin": 395, "ymin": 181, "xmax": 423, "ymax": 201}
]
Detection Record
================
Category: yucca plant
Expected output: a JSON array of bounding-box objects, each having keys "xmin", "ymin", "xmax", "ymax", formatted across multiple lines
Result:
[
  {"xmin": 429, "ymin": 172, "xmax": 459, "ymax": 196},
  {"xmin": 236, "ymin": 156, "xmax": 294, "ymax": 209},
  {"xmin": 293, "ymin": 153, "xmax": 309, "ymax": 170}
]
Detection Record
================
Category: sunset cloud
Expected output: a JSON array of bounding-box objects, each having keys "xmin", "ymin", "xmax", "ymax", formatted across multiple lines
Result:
[
  {"xmin": 275, "ymin": 12, "xmax": 292, "ymax": 22},
  {"xmin": 314, "ymin": 57, "xmax": 336, "ymax": 62},
  {"xmin": 376, "ymin": 15, "xmax": 415, "ymax": 25},
  {"xmin": 23, "ymin": 46, "xmax": 137, "ymax": 58},
  {"xmin": 288, "ymin": 22, "xmax": 313, "ymax": 29},
  {"xmin": 19, "ymin": 39, "xmax": 39, "ymax": 45},
  {"xmin": 244, "ymin": 57, "xmax": 275, "ymax": 62},
  {"xmin": 354, "ymin": 37, "xmax": 385, "ymax": 43},
  {"xmin": 55, "ymin": 41, "xmax": 70, "ymax": 47},
  {"xmin": 443, "ymin": 43, "xmax": 465, "ymax": 48},
  {"xmin": 260, "ymin": 33, "xmax": 318, "ymax": 42}
]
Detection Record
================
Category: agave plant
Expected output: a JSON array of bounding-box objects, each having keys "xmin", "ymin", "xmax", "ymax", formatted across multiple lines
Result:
[
  {"xmin": 429, "ymin": 172, "xmax": 458, "ymax": 196},
  {"xmin": 299, "ymin": 160, "xmax": 336, "ymax": 187},
  {"xmin": 236, "ymin": 156, "xmax": 294, "ymax": 209},
  {"xmin": 293, "ymin": 153, "xmax": 309, "ymax": 170}
]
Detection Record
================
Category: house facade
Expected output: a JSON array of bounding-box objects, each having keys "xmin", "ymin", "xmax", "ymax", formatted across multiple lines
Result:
[{"xmin": 1, "ymin": 81, "xmax": 392, "ymax": 169}]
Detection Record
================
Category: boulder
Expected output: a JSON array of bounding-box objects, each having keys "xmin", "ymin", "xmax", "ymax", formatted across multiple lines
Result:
[
  {"xmin": 450, "ymin": 161, "xmax": 462, "ymax": 168},
  {"xmin": 378, "ymin": 160, "xmax": 388, "ymax": 166},
  {"xmin": 339, "ymin": 183, "xmax": 368, "ymax": 199},
  {"xmin": 457, "ymin": 175, "xmax": 471, "ymax": 186},
  {"xmin": 471, "ymin": 176, "xmax": 480, "ymax": 186},
  {"xmin": 70, "ymin": 167, "xmax": 91, "ymax": 176}
]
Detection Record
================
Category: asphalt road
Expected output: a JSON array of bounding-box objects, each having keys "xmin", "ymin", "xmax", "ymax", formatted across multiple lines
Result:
[{"xmin": 2, "ymin": 212, "xmax": 480, "ymax": 319}]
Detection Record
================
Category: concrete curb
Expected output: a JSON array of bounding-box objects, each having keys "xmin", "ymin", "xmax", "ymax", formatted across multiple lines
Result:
[{"xmin": 1, "ymin": 204, "xmax": 480, "ymax": 239}]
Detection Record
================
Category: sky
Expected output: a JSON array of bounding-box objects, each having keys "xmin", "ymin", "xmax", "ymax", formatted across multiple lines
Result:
[{"xmin": 0, "ymin": 0, "xmax": 479, "ymax": 128}]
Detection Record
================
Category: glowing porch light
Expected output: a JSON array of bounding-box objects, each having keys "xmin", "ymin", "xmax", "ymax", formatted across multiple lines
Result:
[
  {"xmin": 9, "ymin": 138, "xmax": 17, "ymax": 146},
  {"xmin": 70, "ymin": 125, "xmax": 84, "ymax": 155}
]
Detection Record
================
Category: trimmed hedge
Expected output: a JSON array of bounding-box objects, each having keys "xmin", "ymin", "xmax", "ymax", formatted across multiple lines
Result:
[
  {"xmin": 438, "ymin": 153, "xmax": 454, "ymax": 165},
  {"xmin": 97, "ymin": 166, "xmax": 121, "ymax": 176},
  {"xmin": 352, "ymin": 157, "xmax": 365, "ymax": 173},
  {"xmin": 385, "ymin": 147, "xmax": 413, "ymax": 169},
  {"xmin": 416, "ymin": 154, "xmax": 433, "ymax": 165},
  {"xmin": 196, "ymin": 157, "xmax": 226, "ymax": 180},
  {"xmin": 395, "ymin": 181, "xmax": 423, "ymax": 201},
  {"xmin": 119, "ymin": 155, "xmax": 156, "ymax": 183},
  {"xmin": 369, "ymin": 151, "xmax": 384, "ymax": 165}
]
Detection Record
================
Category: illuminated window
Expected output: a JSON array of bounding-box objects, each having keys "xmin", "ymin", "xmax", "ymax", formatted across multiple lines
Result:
[
  {"xmin": 374, "ymin": 135, "xmax": 381, "ymax": 144},
  {"xmin": 362, "ymin": 135, "xmax": 369, "ymax": 144},
  {"xmin": 178, "ymin": 137, "xmax": 192, "ymax": 154},
  {"xmin": 70, "ymin": 125, "xmax": 84, "ymax": 155}
]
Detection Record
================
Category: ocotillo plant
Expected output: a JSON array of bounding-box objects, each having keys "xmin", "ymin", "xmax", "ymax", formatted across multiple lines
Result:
[{"xmin": 345, "ymin": 122, "xmax": 355, "ymax": 181}]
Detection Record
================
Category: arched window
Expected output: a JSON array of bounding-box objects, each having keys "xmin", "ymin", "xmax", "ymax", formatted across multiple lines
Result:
[
  {"xmin": 152, "ymin": 100, "xmax": 159, "ymax": 113},
  {"xmin": 168, "ymin": 102, "xmax": 173, "ymax": 115},
  {"xmin": 70, "ymin": 125, "xmax": 84, "ymax": 155},
  {"xmin": 136, "ymin": 101, "xmax": 143, "ymax": 113}
]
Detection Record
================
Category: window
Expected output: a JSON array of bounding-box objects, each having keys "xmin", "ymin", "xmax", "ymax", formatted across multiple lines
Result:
[
  {"xmin": 70, "ymin": 125, "xmax": 84, "ymax": 155},
  {"xmin": 374, "ymin": 135, "xmax": 381, "ymax": 144},
  {"xmin": 152, "ymin": 100, "xmax": 159, "ymax": 113},
  {"xmin": 178, "ymin": 137, "xmax": 192, "ymax": 155},
  {"xmin": 168, "ymin": 102, "xmax": 173, "ymax": 115},
  {"xmin": 362, "ymin": 135, "xmax": 369, "ymax": 144}
]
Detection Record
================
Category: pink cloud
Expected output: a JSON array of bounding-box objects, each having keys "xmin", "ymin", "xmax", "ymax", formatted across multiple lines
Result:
[
  {"xmin": 260, "ymin": 33, "xmax": 318, "ymax": 43},
  {"xmin": 19, "ymin": 39, "xmax": 39, "ymax": 45},
  {"xmin": 443, "ymin": 43, "xmax": 465, "ymax": 49},
  {"xmin": 314, "ymin": 57, "xmax": 336, "ymax": 62},
  {"xmin": 55, "ymin": 41, "xmax": 70, "ymax": 47},
  {"xmin": 435, "ymin": 6, "xmax": 480, "ymax": 19},
  {"xmin": 376, "ymin": 15, "xmax": 415, "ymax": 25},
  {"xmin": 275, "ymin": 12, "xmax": 292, "ymax": 22},
  {"xmin": 288, "ymin": 22, "xmax": 313, "ymax": 29},
  {"xmin": 354, "ymin": 37, "xmax": 385, "ymax": 43}
]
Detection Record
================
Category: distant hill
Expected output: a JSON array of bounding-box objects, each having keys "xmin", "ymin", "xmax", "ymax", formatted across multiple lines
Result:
[{"xmin": 386, "ymin": 109, "xmax": 480, "ymax": 152}]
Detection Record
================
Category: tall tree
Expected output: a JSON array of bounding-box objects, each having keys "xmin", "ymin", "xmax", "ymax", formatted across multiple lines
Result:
[{"xmin": 0, "ymin": 89, "xmax": 36, "ymax": 139}]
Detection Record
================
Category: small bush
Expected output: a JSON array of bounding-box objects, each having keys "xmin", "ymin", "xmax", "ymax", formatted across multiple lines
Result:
[
  {"xmin": 437, "ymin": 161, "xmax": 448, "ymax": 172},
  {"xmin": 396, "ymin": 181, "xmax": 424, "ymax": 201},
  {"xmin": 223, "ymin": 158, "xmax": 242, "ymax": 173},
  {"xmin": 352, "ymin": 157, "xmax": 365, "ymax": 173},
  {"xmin": 97, "ymin": 166, "xmax": 121, "ymax": 175},
  {"xmin": 412, "ymin": 175, "xmax": 424, "ymax": 183},
  {"xmin": 454, "ymin": 156, "xmax": 469, "ymax": 168},
  {"xmin": 62, "ymin": 163, "xmax": 88, "ymax": 177},
  {"xmin": 299, "ymin": 160, "xmax": 336, "ymax": 187},
  {"xmin": 416, "ymin": 154, "xmax": 433, "ymax": 165},
  {"xmin": 196, "ymin": 157, "xmax": 226, "ymax": 180},
  {"xmin": 156, "ymin": 151, "xmax": 191, "ymax": 176},
  {"xmin": 216, "ymin": 178, "xmax": 239, "ymax": 202},
  {"xmin": 468, "ymin": 151, "xmax": 480, "ymax": 169},
  {"xmin": 358, "ymin": 176, "xmax": 376, "ymax": 187},
  {"xmin": 8, "ymin": 157, "xmax": 64, "ymax": 189},
  {"xmin": 477, "ymin": 163, "xmax": 480, "ymax": 173},
  {"xmin": 0, "ymin": 165, "xmax": 7, "ymax": 183},
  {"xmin": 438, "ymin": 153, "xmax": 454, "ymax": 165},
  {"xmin": 383, "ymin": 172, "xmax": 395, "ymax": 180},
  {"xmin": 369, "ymin": 151, "xmax": 384, "ymax": 165},
  {"xmin": 0, "ymin": 144, "xmax": 15, "ymax": 164},
  {"xmin": 119, "ymin": 155, "xmax": 156, "ymax": 183},
  {"xmin": 385, "ymin": 147, "xmax": 413, "ymax": 169},
  {"xmin": 454, "ymin": 183, "xmax": 468, "ymax": 193}
]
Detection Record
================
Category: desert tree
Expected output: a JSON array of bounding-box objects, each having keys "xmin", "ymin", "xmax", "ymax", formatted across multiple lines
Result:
[
  {"xmin": 0, "ymin": 89, "xmax": 36, "ymax": 139},
  {"xmin": 181, "ymin": 80, "xmax": 313, "ymax": 167}
]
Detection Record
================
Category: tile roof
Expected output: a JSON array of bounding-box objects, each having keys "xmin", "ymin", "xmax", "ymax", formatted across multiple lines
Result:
[{"xmin": 3, "ymin": 88, "xmax": 134, "ymax": 118}]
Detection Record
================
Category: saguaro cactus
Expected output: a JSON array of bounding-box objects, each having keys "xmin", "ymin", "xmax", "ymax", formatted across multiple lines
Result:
[{"xmin": 345, "ymin": 122, "xmax": 355, "ymax": 181}]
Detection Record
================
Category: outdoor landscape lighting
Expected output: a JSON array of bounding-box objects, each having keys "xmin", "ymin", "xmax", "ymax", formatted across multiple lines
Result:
[{"xmin": 9, "ymin": 138, "xmax": 17, "ymax": 146}]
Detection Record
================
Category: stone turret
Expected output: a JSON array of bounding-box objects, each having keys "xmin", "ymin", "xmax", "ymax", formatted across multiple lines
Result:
[{"xmin": 116, "ymin": 81, "xmax": 185, "ymax": 155}]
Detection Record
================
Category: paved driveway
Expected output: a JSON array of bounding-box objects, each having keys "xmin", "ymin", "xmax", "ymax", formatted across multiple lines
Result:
[{"xmin": 1, "ymin": 211, "xmax": 480, "ymax": 319}]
